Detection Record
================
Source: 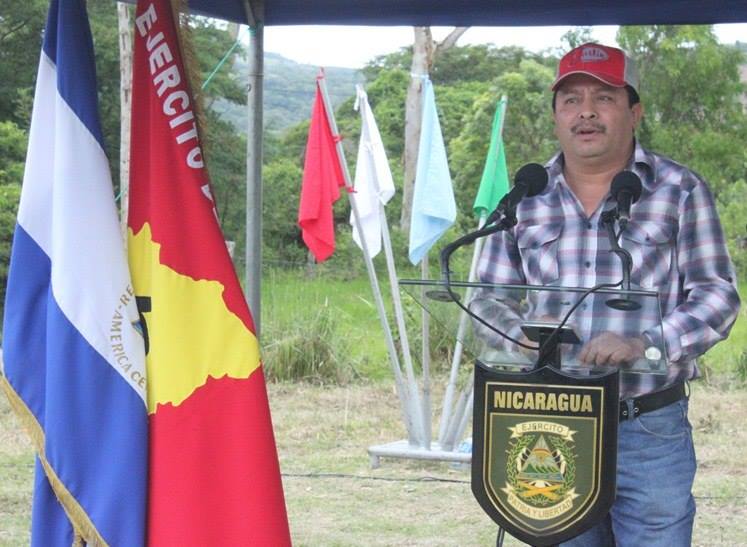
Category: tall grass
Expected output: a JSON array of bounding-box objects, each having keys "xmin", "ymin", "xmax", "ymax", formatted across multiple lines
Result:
[
  {"xmin": 261, "ymin": 267, "xmax": 390, "ymax": 381},
  {"xmin": 261, "ymin": 269, "xmax": 747, "ymax": 385},
  {"xmin": 262, "ymin": 303, "xmax": 356, "ymax": 384}
]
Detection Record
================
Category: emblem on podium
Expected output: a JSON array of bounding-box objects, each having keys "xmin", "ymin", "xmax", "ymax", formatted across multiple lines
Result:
[{"xmin": 472, "ymin": 363, "xmax": 619, "ymax": 547}]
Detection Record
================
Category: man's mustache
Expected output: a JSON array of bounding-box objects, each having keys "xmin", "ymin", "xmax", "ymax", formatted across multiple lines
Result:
[{"xmin": 571, "ymin": 122, "xmax": 606, "ymax": 134}]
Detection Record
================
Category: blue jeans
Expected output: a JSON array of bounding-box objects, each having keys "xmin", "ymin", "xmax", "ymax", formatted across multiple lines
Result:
[{"xmin": 560, "ymin": 399, "xmax": 696, "ymax": 547}]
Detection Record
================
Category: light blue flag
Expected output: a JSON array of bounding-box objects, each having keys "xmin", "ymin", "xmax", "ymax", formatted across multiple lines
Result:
[
  {"xmin": 1, "ymin": 0, "xmax": 147, "ymax": 545},
  {"xmin": 408, "ymin": 78, "xmax": 457, "ymax": 265}
]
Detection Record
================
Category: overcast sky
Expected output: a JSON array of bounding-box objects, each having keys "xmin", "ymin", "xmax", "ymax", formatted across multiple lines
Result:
[{"xmin": 261, "ymin": 24, "xmax": 747, "ymax": 69}]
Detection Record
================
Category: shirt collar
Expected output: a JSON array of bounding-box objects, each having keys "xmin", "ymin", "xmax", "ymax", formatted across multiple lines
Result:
[{"xmin": 544, "ymin": 140, "xmax": 656, "ymax": 193}]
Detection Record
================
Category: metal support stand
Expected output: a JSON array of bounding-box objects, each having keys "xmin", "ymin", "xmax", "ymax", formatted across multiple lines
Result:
[{"xmin": 368, "ymin": 440, "xmax": 471, "ymax": 469}]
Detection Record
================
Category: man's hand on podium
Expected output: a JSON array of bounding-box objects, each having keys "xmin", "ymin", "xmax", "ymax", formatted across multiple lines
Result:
[{"xmin": 578, "ymin": 332, "xmax": 646, "ymax": 367}]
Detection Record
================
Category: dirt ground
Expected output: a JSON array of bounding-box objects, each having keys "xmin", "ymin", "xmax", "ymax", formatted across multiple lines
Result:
[
  {"xmin": 271, "ymin": 381, "xmax": 747, "ymax": 546},
  {"xmin": 2, "ymin": 380, "xmax": 747, "ymax": 546}
]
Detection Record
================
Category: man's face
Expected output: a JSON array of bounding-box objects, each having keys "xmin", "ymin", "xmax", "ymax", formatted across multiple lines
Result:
[{"xmin": 553, "ymin": 74, "xmax": 642, "ymax": 169}]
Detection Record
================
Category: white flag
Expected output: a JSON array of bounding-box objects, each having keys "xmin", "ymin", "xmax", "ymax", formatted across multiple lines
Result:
[{"xmin": 351, "ymin": 85, "xmax": 395, "ymax": 257}]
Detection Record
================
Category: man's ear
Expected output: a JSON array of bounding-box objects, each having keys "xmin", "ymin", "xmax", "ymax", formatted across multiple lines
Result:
[{"xmin": 632, "ymin": 103, "xmax": 644, "ymax": 130}]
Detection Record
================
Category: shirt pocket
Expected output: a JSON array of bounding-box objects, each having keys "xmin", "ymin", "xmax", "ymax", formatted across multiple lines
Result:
[
  {"xmin": 621, "ymin": 220, "xmax": 675, "ymax": 290},
  {"xmin": 517, "ymin": 223, "xmax": 562, "ymax": 285}
]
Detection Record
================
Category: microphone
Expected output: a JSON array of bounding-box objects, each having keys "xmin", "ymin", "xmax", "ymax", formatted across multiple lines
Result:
[
  {"xmin": 440, "ymin": 163, "xmax": 549, "ymax": 280},
  {"xmin": 610, "ymin": 171, "xmax": 642, "ymax": 230},
  {"xmin": 483, "ymin": 163, "xmax": 548, "ymax": 226},
  {"xmin": 602, "ymin": 171, "xmax": 643, "ymax": 311}
]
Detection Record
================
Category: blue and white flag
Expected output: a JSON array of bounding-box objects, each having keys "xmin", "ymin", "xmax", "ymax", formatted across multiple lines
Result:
[
  {"xmin": 408, "ymin": 78, "xmax": 456, "ymax": 265},
  {"xmin": 1, "ymin": 1, "xmax": 147, "ymax": 545}
]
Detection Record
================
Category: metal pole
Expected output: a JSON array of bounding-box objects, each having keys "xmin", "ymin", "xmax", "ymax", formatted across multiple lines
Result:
[
  {"xmin": 438, "ymin": 95, "xmax": 508, "ymax": 447},
  {"xmin": 243, "ymin": 0, "xmax": 264, "ymax": 337},
  {"xmin": 319, "ymin": 75, "xmax": 421, "ymax": 445},
  {"xmin": 443, "ymin": 372, "xmax": 474, "ymax": 450},
  {"xmin": 420, "ymin": 256, "xmax": 431, "ymax": 449},
  {"xmin": 437, "ymin": 214, "xmax": 486, "ymax": 444},
  {"xmin": 378, "ymin": 203, "xmax": 425, "ymax": 446}
]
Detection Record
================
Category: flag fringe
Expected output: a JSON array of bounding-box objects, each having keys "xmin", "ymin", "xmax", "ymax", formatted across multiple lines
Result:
[{"xmin": 0, "ymin": 376, "xmax": 109, "ymax": 547}]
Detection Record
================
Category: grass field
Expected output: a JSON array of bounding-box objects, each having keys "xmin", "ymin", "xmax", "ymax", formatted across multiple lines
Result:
[
  {"xmin": 1, "ymin": 273, "xmax": 745, "ymax": 544},
  {"xmin": 2, "ymin": 381, "xmax": 747, "ymax": 546}
]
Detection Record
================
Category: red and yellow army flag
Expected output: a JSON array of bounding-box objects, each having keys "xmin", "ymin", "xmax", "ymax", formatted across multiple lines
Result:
[{"xmin": 128, "ymin": 0, "xmax": 291, "ymax": 544}]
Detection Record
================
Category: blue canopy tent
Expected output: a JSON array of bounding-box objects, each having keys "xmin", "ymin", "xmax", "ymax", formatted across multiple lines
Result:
[
  {"xmin": 124, "ymin": 0, "xmax": 747, "ymax": 329},
  {"xmin": 180, "ymin": 0, "xmax": 747, "ymax": 26}
]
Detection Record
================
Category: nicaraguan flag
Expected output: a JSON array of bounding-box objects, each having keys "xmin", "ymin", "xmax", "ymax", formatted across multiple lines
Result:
[
  {"xmin": 408, "ymin": 78, "xmax": 456, "ymax": 265},
  {"xmin": 0, "ymin": 0, "xmax": 148, "ymax": 545}
]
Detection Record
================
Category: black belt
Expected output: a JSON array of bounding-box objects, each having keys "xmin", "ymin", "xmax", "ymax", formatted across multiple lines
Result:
[{"xmin": 619, "ymin": 382, "xmax": 687, "ymax": 421}]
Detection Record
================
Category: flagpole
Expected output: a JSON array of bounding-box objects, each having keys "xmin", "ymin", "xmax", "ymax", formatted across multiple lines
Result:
[
  {"xmin": 437, "ymin": 217, "xmax": 486, "ymax": 448},
  {"xmin": 421, "ymin": 255, "xmax": 432, "ymax": 450},
  {"xmin": 378, "ymin": 203, "xmax": 426, "ymax": 448},
  {"xmin": 446, "ymin": 376, "xmax": 475, "ymax": 451},
  {"xmin": 318, "ymin": 74, "xmax": 423, "ymax": 446},
  {"xmin": 437, "ymin": 95, "xmax": 508, "ymax": 449},
  {"xmin": 355, "ymin": 85, "xmax": 426, "ymax": 450}
]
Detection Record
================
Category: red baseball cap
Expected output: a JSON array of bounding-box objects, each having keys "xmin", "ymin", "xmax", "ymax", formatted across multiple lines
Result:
[{"xmin": 551, "ymin": 43, "xmax": 639, "ymax": 93}]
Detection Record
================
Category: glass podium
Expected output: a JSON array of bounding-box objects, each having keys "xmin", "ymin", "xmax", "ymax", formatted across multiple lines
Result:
[{"xmin": 399, "ymin": 279, "xmax": 669, "ymax": 383}]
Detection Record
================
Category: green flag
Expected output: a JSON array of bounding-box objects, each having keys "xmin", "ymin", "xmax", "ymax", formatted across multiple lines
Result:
[{"xmin": 473, "ymin": 97, "xmax": 509, "ymax": 218}]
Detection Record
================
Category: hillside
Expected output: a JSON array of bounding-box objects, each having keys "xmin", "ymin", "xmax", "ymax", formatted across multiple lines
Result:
[{"xmin": 212, "ymin": 52, "xmax": 363, "ymax": 134}]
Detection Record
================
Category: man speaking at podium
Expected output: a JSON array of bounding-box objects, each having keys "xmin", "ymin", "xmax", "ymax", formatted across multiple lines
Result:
[{"xmin": 474, "ymin": 43, "xmax": 741, "ymax": 546}]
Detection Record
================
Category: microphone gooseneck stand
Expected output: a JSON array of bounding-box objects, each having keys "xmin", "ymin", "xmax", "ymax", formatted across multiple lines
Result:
[
  {"xmin": 600, "ymin": 209, "xmax": 641, "ymax": 311},
  {"xmin": 439, "ymin": 211, "xmax": 539, "ymax": 352}
]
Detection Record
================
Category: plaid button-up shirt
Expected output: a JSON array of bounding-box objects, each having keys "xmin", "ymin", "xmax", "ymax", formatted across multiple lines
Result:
[{"xmin": 472, "ymin": 142, "xmax": 741, "ymax": 399}]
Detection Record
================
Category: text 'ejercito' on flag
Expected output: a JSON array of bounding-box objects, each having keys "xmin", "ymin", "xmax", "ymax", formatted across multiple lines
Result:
[
  {"xmin": 1, "ymin": 0, "xmax": 147, "ymax": 544},
  {"xmin": 128, "ymin": 0, "xmax": 291, "ymax": 545}
]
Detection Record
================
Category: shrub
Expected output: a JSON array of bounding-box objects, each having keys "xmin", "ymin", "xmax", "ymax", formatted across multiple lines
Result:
[{"xmin": 262, "ymin": 304, "xmax": 356, "ymax": 384}]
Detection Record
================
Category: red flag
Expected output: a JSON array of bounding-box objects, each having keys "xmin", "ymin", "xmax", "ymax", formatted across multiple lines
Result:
[
  {"xmin": 128, "ymin": 0, "xmax": 291, "ymax": 544},
  {"xmin": 298, "ymin": 80, "xmax": 346, "ymax": 262}
]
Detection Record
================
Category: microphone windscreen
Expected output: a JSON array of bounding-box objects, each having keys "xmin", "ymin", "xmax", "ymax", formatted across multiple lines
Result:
[
  {"xmin": 514, "ymin": 163, "xmax": 548, "ymax": 197},
  {"xmin": 611, "ymin": 171, "xmax": 642, "ymax": 203}
]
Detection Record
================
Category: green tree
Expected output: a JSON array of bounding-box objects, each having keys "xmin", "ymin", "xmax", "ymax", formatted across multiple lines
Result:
[
  {"xmin": 449, "ymin": 59, "xmax": 555, "ymax": 227},
  {"xmin": 88, "ymin": 0, "xmax": 123, "ymax": 187},
  {"xmin": 617, "ymin": 26, "xmax": 747, "ymax": 195},
  {"xmin": 617, "ymin": 25, "xmax": 747, "ymax": 273},
  {"xmin": 0, "ymin": 121, "xmax": 28, "ymax": 186},
  {"xmin": 0, "ymin": 183, "xmax": 21, "ymax": 308},
  {"xmin": 262, "ymin": 159, "xmax": 306, "ymax": 265},
  {"xmin": 559, "ymin": 27, "xmax": 594, "ymax": 50},
  {"xmin": 203, "ymin": 112, "xmax": 247, "ymax": 254},
  {"xmin": 431, "ymin": 44, "xmax": 551, "ymax": 84},
  {"xmin": 0, "ymin": 0, "xmax": 47, "ymax": 127},
  {"xmin": 188, "ymin": 18, "xmax": 247, "ymax": 108},
  {"xmin": 0, "ymin": 122, "xmax": 26, "ymax": 309}
]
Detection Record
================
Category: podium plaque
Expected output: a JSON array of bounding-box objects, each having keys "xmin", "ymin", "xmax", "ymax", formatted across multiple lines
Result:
[{"xmin": 472, "ymin": 363, "xmax": 618, "ymax": 546}]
